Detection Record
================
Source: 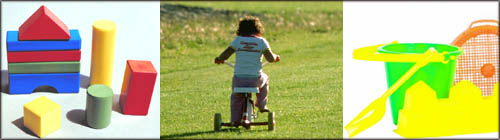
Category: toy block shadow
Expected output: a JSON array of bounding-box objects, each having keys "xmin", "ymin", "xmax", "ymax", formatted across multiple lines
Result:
[
  {"xmin": 80, "ymin": 74, "xmax": 90, "ymax": 89},
  {"xmin": 66, "ymin": 109, "xmax": 90, "ymax": 128},
  {"xmin": 32, "ymin": 85, "xmax": 58, "ymax": 93},
  {"xmin": 11, "ymin": 117, "xmax": 38, "ymax": 138},
  {"xmin": 112, "ymin": 93, "xmax": 122, "ymax": 113},
  {"xmin": 1, "ymin": 70, "xmax": 8, "ymax": 94}
]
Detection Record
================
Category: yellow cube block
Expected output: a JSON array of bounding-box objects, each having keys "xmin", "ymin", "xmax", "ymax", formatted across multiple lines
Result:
[{"xmin": 23, "ymin": 96, "xmax": 61, "ymax": 138}]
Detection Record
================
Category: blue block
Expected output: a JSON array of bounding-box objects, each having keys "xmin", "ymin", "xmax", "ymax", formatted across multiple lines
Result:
[
  {"xmin": 7, "ymin": 29, "xmax": 81, "ymax": 52},
  {"xmin": 9, "ymin": 73, "xmax": 80, "ymax": 94}
]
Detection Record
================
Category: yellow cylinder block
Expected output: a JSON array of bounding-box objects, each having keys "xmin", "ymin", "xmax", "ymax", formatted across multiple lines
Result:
[{"xmin": 90, "ymin": 20, "xmax": 116, "ymax": 87}]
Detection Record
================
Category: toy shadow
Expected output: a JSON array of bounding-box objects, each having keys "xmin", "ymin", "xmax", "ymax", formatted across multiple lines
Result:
[
  {"xmin": 1, "ymin": 70, "xmax": 8, "ymax": 94},
  {"xmin": 79, "ymin": 74, "xmax": 90, "ymax": 89},
  {"xmin": 66, "ymin": 109, "xmax": 91, "ymax": 128},
  {"xmin": 112, "ymin": 94, "xmax": 122, "ymax": 114},
  {"xmin": 32, "ymin": 85, "xmax": 58, "ymax": 93},
  {"xmin": 160, "ymin": 128, "xmax": 268, "ymax": 138},
  {"xmin": 11, "ymin": 117, "xmax": 38, "ymax": 138}
]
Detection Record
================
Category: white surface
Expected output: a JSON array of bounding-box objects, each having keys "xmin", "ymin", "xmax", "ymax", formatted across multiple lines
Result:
[
  {"xmin": 1, "ymin": 2, "xmax": 160, "ymax": 139},
  {"xmin": 343, "ymin": 1, "xmax": 498, "ymax": 139}
]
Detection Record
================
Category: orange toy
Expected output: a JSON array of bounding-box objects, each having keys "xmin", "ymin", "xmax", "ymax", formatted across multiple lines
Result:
[{"xmin": 451, "ymin": 19, "xmax": 499, "ymax": 96}]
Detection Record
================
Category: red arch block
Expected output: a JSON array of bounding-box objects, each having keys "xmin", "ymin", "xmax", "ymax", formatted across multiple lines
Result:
[
  {"xmin": 18, "ymin": 5, "xmax": 70, "ymax": 41},
  {"xmin": 119, "ymin": 60, "xmax": 158, "ymax": 115}
]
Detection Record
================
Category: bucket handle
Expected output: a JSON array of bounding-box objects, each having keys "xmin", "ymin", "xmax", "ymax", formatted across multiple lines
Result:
[
  {"xmin": 353, "ymin": 41, "xmax": 452, "ymax": 63},
  {"xmin": 469, "ymin": 19, "xmax": 498, "ymax": 29}
]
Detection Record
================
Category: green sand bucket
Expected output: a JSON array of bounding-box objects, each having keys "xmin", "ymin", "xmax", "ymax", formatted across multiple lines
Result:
[{"xmin": 378, "ymin": 43, "xmax": 462, "ymax": 125}]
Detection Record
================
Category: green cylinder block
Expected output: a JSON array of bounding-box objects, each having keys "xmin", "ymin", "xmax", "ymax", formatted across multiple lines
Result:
[{"xmin": 86, "ymin": 84, "xmax": 113, "ymax": 129}]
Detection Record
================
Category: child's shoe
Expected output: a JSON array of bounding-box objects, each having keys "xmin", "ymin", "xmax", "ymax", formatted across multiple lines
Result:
[
  {"xmin": 230, "ymin": 121, "xmax": 239, "ymax": 127},
  {"xmin": 259, "ymin": 106, "xmax": 270, "ymax": 112}
]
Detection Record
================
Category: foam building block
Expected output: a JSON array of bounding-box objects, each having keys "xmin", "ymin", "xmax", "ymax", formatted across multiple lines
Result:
[
  {"xmin": 90, "ymin": 20, "xmax": 116, "ymax": 87},
  {"xmin": 5, "ymin": 5, "xmax": 81, "ymax": 95},
  {"xmin": 7, "ymin": 30, "xmax": 81, "ymax": 51},
  {"xmin": 24, "ymin": 96, "xmax": 61, "ymax": 138},
  {"xmin": 8, "ymin": 61, "xmax": 80, "ymax": 74},
  {"xmin": 120, "ymin": 60, "xmax": 157, "ymax": 115},
  {"xmin": 7, "ymin": 50, "xmax": 81, "ymax": 63},
  {"xmin": 394, "ymin": 81, "xmax": 498, "ymax": 138},
  {"xmin": 18, "ymin": 5, "xmax": 70, "ymax": 40},
  {"xmin": 86, "ymin": 84, "xmax": 113, "ymax": 129},
  {"xmin": 9, "ymin": 73, "xmax": 80, "ymax": 94}
]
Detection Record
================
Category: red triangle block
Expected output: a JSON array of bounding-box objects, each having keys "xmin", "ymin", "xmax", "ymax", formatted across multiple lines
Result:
[{"xmin": 18, "ymin": 5, "xmax": 70, "ymax": 41}]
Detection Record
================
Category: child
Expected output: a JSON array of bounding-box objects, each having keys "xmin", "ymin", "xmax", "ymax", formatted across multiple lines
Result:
[{"xmin": 214, "ymin": 16, "xmax": 280, "ymax": 125}]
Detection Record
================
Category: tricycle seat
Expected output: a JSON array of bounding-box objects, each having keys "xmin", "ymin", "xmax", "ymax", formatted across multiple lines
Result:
[{"xmin": 233, "ymin": 87, "xmax": 259, "ymax": 94}]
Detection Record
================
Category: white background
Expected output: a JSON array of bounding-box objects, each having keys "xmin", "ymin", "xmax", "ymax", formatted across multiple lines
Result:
[
  {"xmin": 1, "ymin": 1, "xmax": 160, "ymax": 138},
  {"xmin": 343, "ymin": 1, "xmax": 498, "ymax": 138}
]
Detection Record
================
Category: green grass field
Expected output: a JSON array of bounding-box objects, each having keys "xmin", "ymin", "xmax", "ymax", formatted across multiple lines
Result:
[{"xmin": 160, "ymin": 2, "xmax": 343, "ymax": 138}]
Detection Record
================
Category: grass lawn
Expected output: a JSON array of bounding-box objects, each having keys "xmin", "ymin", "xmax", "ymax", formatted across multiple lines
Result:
[{"xmin": 160, "ymin": 2, "xmax": 343, "ymax": 138}]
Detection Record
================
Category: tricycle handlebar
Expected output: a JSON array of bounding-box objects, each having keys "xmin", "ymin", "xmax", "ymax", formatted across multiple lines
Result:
[{"xmin": 224, "ymin": 61, "xmax": 269, "ymax": 68}]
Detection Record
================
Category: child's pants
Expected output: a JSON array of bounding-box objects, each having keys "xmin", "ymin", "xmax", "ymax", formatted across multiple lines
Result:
[{"xmin": 230, "ymin": 73, "xmax": 269, "ymax": 123}]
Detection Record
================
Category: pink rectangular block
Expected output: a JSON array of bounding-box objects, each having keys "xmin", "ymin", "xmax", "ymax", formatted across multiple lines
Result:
[{"xmin": 119, "ymin": 60, "xmax": 157, "ymax": 115}]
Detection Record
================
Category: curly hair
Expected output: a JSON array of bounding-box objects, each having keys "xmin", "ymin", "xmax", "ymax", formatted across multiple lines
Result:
[{"xmin": 237, "ymin": 16, "xmax": 264, "ymax": 36}]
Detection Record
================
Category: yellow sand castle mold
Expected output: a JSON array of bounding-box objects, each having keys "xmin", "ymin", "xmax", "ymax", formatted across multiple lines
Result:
[
  {"xmin": 395, "ymin": 81, "xmax": 498, "ymax": 138},
  {"xmin": 23, "ymin": 96, "xmax": 61, "ymax": 138}
]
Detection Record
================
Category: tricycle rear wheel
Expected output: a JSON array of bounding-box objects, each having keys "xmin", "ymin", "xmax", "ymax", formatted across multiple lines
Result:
[
  {"xmin": 268, "ymin": 112, "xmax": 275, "ymax": 131},
  {"xmin": 214, "ymin": 113, "xmax": 222, "ymax": 131}
]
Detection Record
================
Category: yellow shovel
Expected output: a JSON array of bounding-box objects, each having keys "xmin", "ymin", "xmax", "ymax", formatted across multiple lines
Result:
[{"xmin": 344, "ymin": 42, "xmax": 452, "ymax": 137}]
